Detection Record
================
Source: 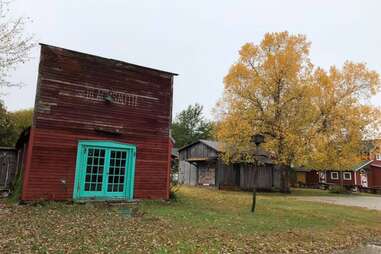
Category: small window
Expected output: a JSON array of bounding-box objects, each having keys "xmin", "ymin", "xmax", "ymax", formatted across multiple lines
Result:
[
  {"xmin": 343, "ymin": 172, "xmax": 352, "ymax": 180},
  {"xmin": 331, "ymin": 172, "xmax": 339, "ymax": 180},
  {"xmin": 376, "ymin": 154, "xmax": 381, "ymax": 160}
]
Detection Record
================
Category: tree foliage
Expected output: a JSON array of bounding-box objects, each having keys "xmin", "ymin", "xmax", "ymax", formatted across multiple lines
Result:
[
  {"xmin": 308, "ymin": 63, "xmax": 380, "ymax": 170},
  {"xmin": 0, "ymin": 0, "xmax": 34, "ymax": 89},
  {"xmin": 216, "ymin": 31, "xmax": 380, "ymax": 171},
  {"xmin": 9, "ymin": 107, "xmax": 33, "ymax": 134},
  {"xmin": 171, "ymin": 104, "xmax": 214, "ymax": 148},
  {"xmin": 0, "ymin": 103, "xmax": 32, "ymax": 147},
  {"xmin": 0, "ymin": 101, "xmax": 17, "ymax": 146}
]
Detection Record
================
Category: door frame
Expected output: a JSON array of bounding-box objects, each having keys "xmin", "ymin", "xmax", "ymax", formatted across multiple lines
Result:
[{"xmin": 73, "ymin": 140, "xmax": 136, "ymax": 201}]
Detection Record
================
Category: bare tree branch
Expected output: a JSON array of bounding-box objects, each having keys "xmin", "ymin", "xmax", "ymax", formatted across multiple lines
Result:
[{"xmin": 0, "ymin": 0, "xmax": 34, "ymax": 90}]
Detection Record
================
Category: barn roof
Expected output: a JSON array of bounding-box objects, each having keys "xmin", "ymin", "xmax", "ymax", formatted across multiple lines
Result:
[
  {"xmin": 178, "ymin": 139, "xmax": 273, "ymax": 164},
  {"xmin": 0, "ymin": 147, "xmax": 16, "ymax": 151},
  {"xmin": 353, "ymin": 160, "xmax": 373, "ymax": 171},
  {"xmin": 199, "ymin": 140, "xmax": 222, "ymax": 152},
  {"xmin": 294, "ymin": 167, "xmax": 313, "ymax": 172},
  {"xmin": 294, "ymin": 160, "xmax": 374, "ymax": 172},
  {"xmin": 179, "ymin": 139, "xmax": 271, "ymax": 156},
  {"xmin": 178, "ymin": 139, "xmax": 223, "ymax": 152},
  {"xmin": 171, "ymin": 148, "xmax": 179, "ymax": 158}
]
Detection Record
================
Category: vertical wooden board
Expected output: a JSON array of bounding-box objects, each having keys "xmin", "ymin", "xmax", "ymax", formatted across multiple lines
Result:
[
  {"xmin": 370, "ymin": 166, "xmax": 381, "ymax": 187},
  {"xmin": 305, "ymin": 171, "xmax": 318, "ymax": 185},
  {"xmin": 367, "ymin": 169, "xmax": 373, "ymax": 187},
  {"xmin": 189, "ymin": 163, "xmax": 198, "ymax": 185},
  {"xmin": 180, "ymin": 160, "xmax": 187, "ymax": 184},
  {"xmin": 272, "ymin": 166, "xmax": 281, "ymax": 189}
]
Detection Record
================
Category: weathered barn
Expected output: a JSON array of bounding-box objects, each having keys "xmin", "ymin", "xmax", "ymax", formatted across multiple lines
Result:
[
  {"xmin": 178, "ymin": 140, "xmax": 288, "ymax": 191},
  {"xmin": 19, "ymin": 44, "xmax": 177, "ymax": 201}
]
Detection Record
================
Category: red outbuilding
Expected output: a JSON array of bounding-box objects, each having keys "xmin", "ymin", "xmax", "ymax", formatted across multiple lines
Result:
[
  {"xmin": 20, "ymin": 44, "xmax": 177, "ymax": 201},
  {"xmin": 354, "ymin": 160, "xmax": 381, "ymax": 189},
  {"xmin": 293, "ymin": 160, "xmax": 381, "ymax": 191}
]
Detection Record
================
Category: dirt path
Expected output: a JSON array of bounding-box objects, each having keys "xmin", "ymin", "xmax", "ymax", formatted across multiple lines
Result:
[{"xmin": 295, "ymin": 196, "xmax": 381, "ymax": 211}]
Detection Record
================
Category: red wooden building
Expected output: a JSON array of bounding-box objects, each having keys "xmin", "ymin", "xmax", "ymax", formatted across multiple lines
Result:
[
  {"xmin": 354, "ymin": 160, "xmax": 381, "ymax": 189},
  {"xmin": 294, "ymin": 160, "xmax": 381, "ymax": 190},
  {"xmin": 20, "ymin": 44, "xmax": 177, "ymax": 201}
]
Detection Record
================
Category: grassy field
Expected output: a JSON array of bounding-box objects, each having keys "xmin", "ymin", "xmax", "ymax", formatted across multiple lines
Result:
[{"xmin": 0, "ymin": 187, "xmax": 380, "ymax": 253}]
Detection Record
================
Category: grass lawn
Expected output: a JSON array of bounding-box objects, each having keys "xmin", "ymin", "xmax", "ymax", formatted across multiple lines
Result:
[{"xmin": 0, "ymin": 187, "xmax": 380, "ymax": 253}]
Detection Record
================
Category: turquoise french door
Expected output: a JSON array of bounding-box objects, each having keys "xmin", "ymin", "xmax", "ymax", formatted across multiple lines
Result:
[{"xmin": 73, "ymin": 141, "xmax": 136, "ymax": 201}]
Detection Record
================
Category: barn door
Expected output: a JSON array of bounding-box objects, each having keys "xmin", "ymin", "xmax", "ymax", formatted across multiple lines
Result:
[{"xmin": 74, "ymin": 141, "xmax": 136, "ymax": 201}]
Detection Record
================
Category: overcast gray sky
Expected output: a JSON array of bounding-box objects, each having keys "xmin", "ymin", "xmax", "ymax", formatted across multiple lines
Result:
[{"xmin": 3, "ymin": 0, "xmax": 381, "ymax": 118}]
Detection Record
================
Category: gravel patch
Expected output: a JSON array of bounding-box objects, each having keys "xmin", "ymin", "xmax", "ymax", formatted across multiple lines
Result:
[{"xmin": 296, "ymin": 196, "xmax": 381, "ymax": 211}]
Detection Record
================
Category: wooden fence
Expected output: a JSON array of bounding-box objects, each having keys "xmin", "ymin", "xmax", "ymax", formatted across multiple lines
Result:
[{"xmin": 0, "ymin": 147, "xmax": 17, "ymax": 191}]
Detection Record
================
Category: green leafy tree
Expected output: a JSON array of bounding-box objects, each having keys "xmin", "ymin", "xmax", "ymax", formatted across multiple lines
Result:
[
  {"xmin": 9, "ymin": 108, "xmax": 33, "ymax": 134},
  {"xmin": 0, "ymin": 102, "xmax": 17, "ymax": 146},
  {"xmin": 171, "ymin": 104, "xmax": 214, "ymax": 148}
]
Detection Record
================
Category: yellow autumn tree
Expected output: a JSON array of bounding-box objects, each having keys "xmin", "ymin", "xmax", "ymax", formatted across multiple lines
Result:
[
  {"xmin": 216, "ymin": 32, "xmax": 314, "ymax": 163},
  {"xmin": 216, "ymin": 31, "xmax": 380, "ymax": 188},
  {"xmin": 308, "ymin": 63, "xmax": 380, "ymax": 171}
]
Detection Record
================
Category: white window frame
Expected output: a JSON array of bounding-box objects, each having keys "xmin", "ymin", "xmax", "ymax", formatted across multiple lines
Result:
[
  {"xmin": 343, "ymin": 172, "xmax": 352, "ymax": 181},
  {"xmin": 376, "ymin": 154, "xmax": 381, "ymax": 161},
  {"xmin": 331, "ymin": 172, "xmax": 339, "ymax": 180}
]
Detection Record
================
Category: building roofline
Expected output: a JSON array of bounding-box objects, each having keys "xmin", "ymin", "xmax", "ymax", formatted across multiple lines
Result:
[
  {"xmin": 178, "ymin": 139, "xmax": 221, "ymax": 153},
  {"xmin": 39, "ymin": 43, "xmax": 179, "ymax": 77},
  {"xmin": 0, "ymin": 147, "xmax": 16, "ymax": 150},
  {"xmin": 178, "ymin": 140, "xmax": 203, "ymax": 152},
  {"xmin": 15, "ymin": 126, "xmax": 31, "ymax": 149},
  {"xmin": 354, "ymin": 160, "xmax": 373, "ymax": 171}
]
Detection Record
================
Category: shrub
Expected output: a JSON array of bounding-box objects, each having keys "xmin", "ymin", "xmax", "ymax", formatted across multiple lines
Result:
[
  {"xmin": 329, "ymin": 185, "xmax": 349, "ymax": 194},
  {"xmin": 169, "ymin": 179, "xmax": 181, "ymax": 201},
  {"xmin": 6, "ymin": 168, "xmax": 23, "ymax": 204}
]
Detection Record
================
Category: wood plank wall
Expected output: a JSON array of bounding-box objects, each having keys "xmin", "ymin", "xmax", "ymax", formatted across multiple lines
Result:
[
  {"xmin": 0, "ymin": 148, "xmax": 17, "ymax": 190},
  {"xmin": 21, "ymin": 45, "xmax": 175, "ymax": 200}
]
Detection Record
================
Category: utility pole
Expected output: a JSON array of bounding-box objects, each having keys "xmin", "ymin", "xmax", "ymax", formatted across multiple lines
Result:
[{"xmin": 251, "ymin": 134, "xmax": 264, "ymax": 213}]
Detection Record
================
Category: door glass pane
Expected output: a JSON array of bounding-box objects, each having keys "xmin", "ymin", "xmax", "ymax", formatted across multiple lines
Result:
[
  {"xmin": 107, "ymin": 150, "xmax": 127, "ymax": 192},
  {"xmin": 84, "ymin": 148, "xmax": 105, "ymax": 192}
]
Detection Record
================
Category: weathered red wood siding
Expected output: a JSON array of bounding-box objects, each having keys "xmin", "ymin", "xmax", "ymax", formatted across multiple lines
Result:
[
  {"xmin": 368, "ymin": 161, "xmax": 381, "ymax": 188},
  {"xmin": 305, "ymin": 171, "xmax": 319, "ymax": 185},
  {"xmin": 21, "ymin": 44, "xmax": 176, "ymax": 200},
  {"xmin": 326, "ymin": 171, "xmax": 355, "ymax": 186},
  {"xmin": 355, "ymin": 171, "xmax": 361, "ymax": 186}
]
